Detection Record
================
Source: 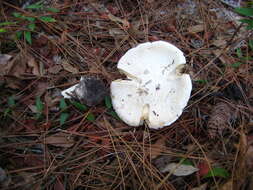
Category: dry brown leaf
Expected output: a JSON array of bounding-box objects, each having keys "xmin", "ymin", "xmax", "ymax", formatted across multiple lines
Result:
[
  {"xmin": 34, "ymin": 82, "xmax": 48, "ymax": 97},
  {"xmin": 5, "ymin": 77, "xmax": 24, "ymax": 89},
  {"xmin": 146, "ymin": 0, "xmax": 155, "ymax": 3},
  {"xmin": 20, "ymin": 172, "xmax": 36, "ymax": 185},
  {"xmin": 192, "ymin": 183, "xmax": 207, "ymax": 190},
  {"xmin": 109, "ymin": 28, "xmax": 125, "ymax": 37},
  {"xmin": 0, "ymin": 167, "xmax": 10, "ymax": 188},
  {"xmin": 187, "ymin": 24, "xmax": 204, "ymax": 33},
  {"xmin": 0, "ymin": 167, "xmax": 7, "ymax": 183},
  {"xmin": 153, "ymin": 155, "xmax": 171, "ymax": 172},
  {"xmin": 150, "ymin": 137, "xmax": 166, "ymax": 159},
  {"xmin": 0, "ymin": 54, "xmax": 12, "ymax": 76},
  {"xmin": 28, "ymin": 105, "xmax": 38, "ymax": 113},
  {"xmin": 8, "ymin": 54, "xmax": 27, "ymax": 77},
  {"xmin": 220, "ymin": 180, "xmax": 233, "ymax": 190},
  {"xmin": 161, "ymin": 163, "xmax": 199, "ymax": 176},
  {"xmin": 212, "ymin": 39, "xmax": 227, "ymax": 48},
  {"xmin": 233, "ymin": 133, "xmax": 253, "ymax": 189},
  {"xmin": 54, "ymin": 178, "xmax": 65, "ymax": 190},
  {"xmin": 243, "ymin": 175, "xmax": 253, "ymax": 190},
  {"xmin": 108, "ymin": 13, "xmax": 130, "ymax": 29},
  {"xmin": 48, "ymin": 65, "xmax": 62, "ymax": 74},
  {"xmin": 27, "ymin": 57, "xmax": 40, "ymax": 76},
  {"xmin": 62, "ymin": 60, "xmax": 79, "ymax": 74},
  {"xmin": 44, "ymin": 132, "xmax": 75, "ymax": 148},
  {"xmin": 59, "ymin": 30, "xmax": 68, "ymax": 44},
  {"xmin": 238, "ymin": 64, "xmax": 250, "ymax": 74},
  {"xmin": 0, "ymin": 54, "xmax": 12, "ymax": 65},
  {"xmin": 250, "ymin": 87, "xmax": 253, "ymax": 99},
  {"xmin": 246, "ymin": 145, "xmax": 253, "ymax": 167},
  {"xmin": 212, "ymin": 50, "xmax": 235, "ymax": 65}
]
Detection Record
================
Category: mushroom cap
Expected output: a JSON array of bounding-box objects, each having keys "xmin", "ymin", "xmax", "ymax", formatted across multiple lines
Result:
[{"xmin": 110, "ymin": 41, "xmax": 192, "ymax": 129}]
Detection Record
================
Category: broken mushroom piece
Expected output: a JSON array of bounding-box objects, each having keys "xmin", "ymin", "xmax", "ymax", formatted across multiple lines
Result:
[
  {"xmin": 110, "ymin": 41, "xmax": 192, "ymax": 129},
  {"xmin": 61, "ymin": 76, "xmax": 107, "ymax": 106}
]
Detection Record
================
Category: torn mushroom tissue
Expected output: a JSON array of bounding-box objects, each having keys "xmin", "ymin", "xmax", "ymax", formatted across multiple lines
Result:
[
  {"xmin": 110, "ymin": 41, "xmax": 192, "ymax": 129},
  {"xmin": 61, "ymin": 76, "xmax": 107, "ymax": 106}
]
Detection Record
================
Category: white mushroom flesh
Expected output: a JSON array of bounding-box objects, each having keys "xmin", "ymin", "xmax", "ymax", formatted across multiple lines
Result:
[
  {"xmin": 111, "ymin": 41, "xmax": 192, "ymax": 129},
  {"xmin": 61, "ymin": 84, "xmax": 79, "ymax": 99}
]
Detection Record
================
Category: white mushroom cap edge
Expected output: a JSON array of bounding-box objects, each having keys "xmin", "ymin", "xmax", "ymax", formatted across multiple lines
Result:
[{"xmin": 110, "ymin": 41, "xmax": 192, "ymax": 129}]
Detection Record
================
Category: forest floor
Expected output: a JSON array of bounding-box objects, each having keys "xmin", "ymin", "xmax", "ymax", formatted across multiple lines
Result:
[{"xmin": 0, "ymin": 0, "xmax": 252, "ymax": 189}]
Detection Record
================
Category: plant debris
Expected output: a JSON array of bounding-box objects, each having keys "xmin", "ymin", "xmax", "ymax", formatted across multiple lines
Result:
[
  {"xmin": 0, "ymin": 0, "xmax": 252, "ymax": 189},
  {"xmin": 0, "ymin": 167, "xmax": 11, "ymax": 188},
  {"xmin": 160, "ymin": 163, "xmax": 199, "ymax": 176},
  {"xmin": 44, "ymin": 132, "xmax": 75, "ymax": 148}
]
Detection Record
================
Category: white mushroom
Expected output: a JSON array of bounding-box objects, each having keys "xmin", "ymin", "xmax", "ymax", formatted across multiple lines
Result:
[{"xmin": 110, "ymin": 41, "xmax": 192, "ymax": 129}]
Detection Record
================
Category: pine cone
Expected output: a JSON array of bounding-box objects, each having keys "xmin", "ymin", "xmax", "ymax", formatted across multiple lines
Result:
[{"xmin": 207, "ymin": 102, "xmax": 236, "ymax": 138}]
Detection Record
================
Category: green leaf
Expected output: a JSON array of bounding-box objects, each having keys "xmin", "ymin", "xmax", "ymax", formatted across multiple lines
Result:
[
  {"xmin": 60, "ymin": 112, "xmax": 69, "ymax": 125},
  {"xmin": 8, "ymin": 96, "xmax": 15, "ymax": 107},
  {"xmin": 105, "ymin": 96, "xmax": 112, "ymax": 109},
  {"xmin": 246, "ymin": 24, "xmax": 253, "ymax": 30},
  {"xmin": 46, "ymin": 7, "xmax": 60, "ymax": 13},
  {"xmin": 195, "ymin": 79, "xmax": 208, "ymax": 84},
  {"xmin": 40, "ymin": 16, "xmax": 56, "ymax": 22},
  {"xmin": 27, "ymin": 23, "xmax": 36, "ymax": 31},
  {"xmin": 35, "ymin": 96, "xmax": 43, "ymax": 119},
  {"xmin": 16, "ymin": 31, "xmax": 23, "ymax": 39},
  {"xmin": 13, "ymin": 12, "xmax": 22, "ymax": 18},
  {"xmin": 241, "ymin": 56, "xmax": 253, "ymax": 61},
  {"xmin": 26, "ymin": 4, "xmax": 43, "ymax": 10},
  {"xmin": 71, "ymin": 101, "xmax": 87, "ymax": 111},
  {"xmin": 236, "ymin": 48, "xmax": 242, "ymax": 58},
  {"xmin": 4, "ymin": 96, "xmax": 15, "ymax": 116},
  {"xmin": 235, "ymin": 7, "xmax": 253, "ymax": 16},
  {"xmin": 231, "ymin": 62, "xmax": 243, "ymax": 68},
  {"xmin": 24, "ymin": 31, "xmax": 32, "ymax": 44},
  {"xmin": 180, "ymin": 159, "xmax": 193, "ymax": 166},
  {"xmin": 4, "ymin": 108, "xmax": 11, "ymax": 117},
  {"xmin": 36, "ymin": 112, "xmax": 42, "ymax": 120},
  {"xmin": 13, "ymin": 13, "xmax": 35, "ymax": 22},
  {"xmin": 25, "ymin": 1, "xmax": 43, "ymax": 9},
  {"xmin": 36, "ymin": 96, "xmax": 44, "ymax": 112},
  {"xmin": 238, "ymin": 19, "xmax": 253, "ymax": 30},
  {"xmin": 108, "ymin": 110, "xmax": 120, "ymax": 120},
  {"xmin": 204, "ymin": 167, "xmax": 230, "ymax": 178},
  {"xmin": 0, "ymin": 22, "xmax": 16, "ymax": 26},
  {"xmin": 239, "ymin": 19, "xmax": 253, "ymax": 25},
  {"xmin": 86, "ymin": 113, "xmax": 95, "ymax": 122},
  {"xmin": 60, "ymin": 98, "xmax": 68, "ymax": 110},
  {"xmin": 249, "ymin": 40, "xmax": 253, "ymax": 51},
  {"xmin": 0, "ymin": 28, "xmax": 7, "ymax": 33},
  {"xmin": 23, "ymin": 16, "xmax": 36, "ymax": 22}
]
